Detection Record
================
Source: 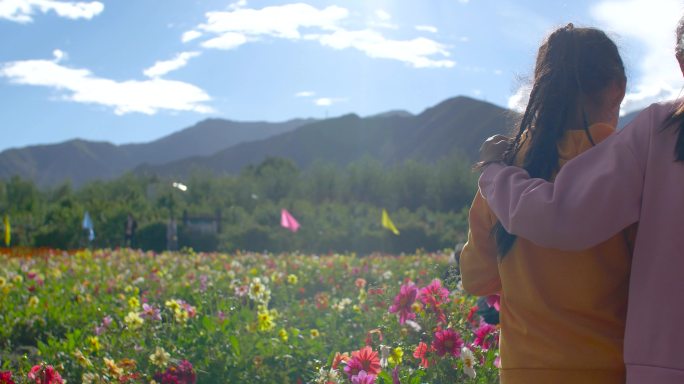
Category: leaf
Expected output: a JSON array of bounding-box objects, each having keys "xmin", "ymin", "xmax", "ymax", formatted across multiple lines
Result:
[
  {"xmin": 229, "ymin": 335, "xmax": 240, "ymax": 357},
  {"xmin": 410, "ymin": 369, "xmax": 426, "ymax": 384},
  {"xmin": 377, "ymin": 370, "xmax": 393, "ymax": 383}
]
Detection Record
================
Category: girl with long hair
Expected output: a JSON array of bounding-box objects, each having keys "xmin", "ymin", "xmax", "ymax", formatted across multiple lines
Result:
[{"xmin": 461, "ymin": 24, "xmax": 633, "ymax": 383}]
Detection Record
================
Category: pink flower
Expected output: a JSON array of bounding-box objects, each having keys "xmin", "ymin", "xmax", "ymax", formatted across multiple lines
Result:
[
  {"xmin": 473, "ymin": 322, "xmax": 498, "ymax": 350},
  {"xmin": 432, "ymin": 328, "xmax": 464, "ymax": 358},
  {"xmin": 388, "ymin": 283, "xmax": 418, "ymax": 325},
  {"xmin": 419, "ymin": 279, "xmax": 449, "ymax": 323},
  {"xmin": 419, "ymin": 279, "xmax": 449, "ymax": 307},
  {"xmin": 142, "ymin": 303, "xmax": 162, "ymax": 321},
  {"xmin": 344, "ymin": 347, "xmax": 381, "ymax": 379},
  {"xmin": 351, "ymin": 371, "xmax": 376, "ymax": 384},
  {"xmin": 27, "ymin": 365, "xmax": 63, "ymax": 384},
  {"xmin": 486, "ymin": 294, "xmax": 500, "ymax": 311}
]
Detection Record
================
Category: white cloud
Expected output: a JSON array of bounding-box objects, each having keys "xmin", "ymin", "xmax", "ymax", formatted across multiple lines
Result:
[
  {"xmin": 315, "ymin": 29, "xmax": 455, "ymax": 68},
  {"xmin": 314, "ymin": 97, "xmax": 346, "ymax": 106},
  {"xmin": 52, "ymin": 48, "xmax": 67, "ymax": 62},
  {"xmin": 295, "ymin": 91, "xmax": 315, "ymax": 97},
  {"xmin": 591, "ymin": 0, "xmax": 684, "ymax": 112},
  {"xmin": 415, "ymin": 25, "xmax": 438, "ymax": 33},
  {"xmin": 181, "ymin": 30, "xmax": 203, "ymax": 43},
  {"xmin": 0, "ymin": 55, "xmax": 212, "ymax": 115},
  {"xmin": 229, "ymin": 0, "xmax": 247, "ymax": 10},
  {"xmin": 375, "ymin": 9, "xmax": 391, "ymax": 21},
  {"xmin": 458, "ymin": 0, "xmax": 470, "ymax": 3},
  {"xmin": 190, "ymin": 3, "xmax": 454, "ymax": 69},
  {"xmin": 198, "ymin": 3, "xmax": 347, "ymax": 40},
  {"xmin": 201, "ymin": 32, "xmax": 248, "ymax": 50},
  {"xmin": 143, "ymin": 51, "xmax": 201, "ymax": 78},
  {"xmin": 0, "ymin": 0, "xmax": 104, "ymax": 23},
  {"xmin": 494, "ymin": 69, "xmax": 503, "ymax": 75},
  {"xmin": 507, "ymin": 84, "xmax": 531, "ymax": 112}
]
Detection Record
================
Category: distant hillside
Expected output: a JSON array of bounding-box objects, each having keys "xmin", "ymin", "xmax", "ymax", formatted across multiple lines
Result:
[
  {"xmin": 0, "ymin": 118, "xmax": 312, "ymax": 187},
  {"xmin": 137, "ymin": 96, "xmax": 516, "ymax": 178}
]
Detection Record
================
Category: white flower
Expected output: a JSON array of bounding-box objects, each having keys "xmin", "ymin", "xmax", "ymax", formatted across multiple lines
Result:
[
  {"xmin": 379, "ymin": 344, "xmax": 391, "ymax": 368},
  {"xmin": 461, "ymin": 347, "xmax": 477, "ymax": 379},
  {"xmin": 314, "ymin": 367, "xmax": 340, "ymax": 384},
  {"xmin": 382, "ymin": 270, "xmax": 393, "ymax": 280},
  {"xmin": 405, "ymin": 319, "xmax": 422, "ymax": 332}
]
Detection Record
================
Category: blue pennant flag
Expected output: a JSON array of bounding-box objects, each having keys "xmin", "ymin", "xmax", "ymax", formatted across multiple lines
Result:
[{"xmin": 82, "ymin": 211, "xmax": 95, "ymax": 241}]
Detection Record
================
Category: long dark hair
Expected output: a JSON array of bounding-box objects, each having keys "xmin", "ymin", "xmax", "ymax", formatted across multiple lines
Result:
[
  {"xmin": 494, "ymin": 24, "xmax": 626, "ymax": 257},
  {"xmin": 663, "ymin": 16, "xmax": 684, "ymax": 161}
]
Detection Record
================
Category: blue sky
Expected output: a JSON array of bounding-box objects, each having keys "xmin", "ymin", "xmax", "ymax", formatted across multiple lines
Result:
[{"xmin": 1, "ymin": 0, "xmax": 683, "ymax": 151}]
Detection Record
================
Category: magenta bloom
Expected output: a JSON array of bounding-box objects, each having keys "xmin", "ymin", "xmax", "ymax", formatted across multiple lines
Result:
[
  {"xmin": 432, "ymin": 328, "xmax": 464, "ymax": 358},
  {"xmin": 153, "ymin": 360, "xmax": 196, "ymax": 384},
  {"xmin": 351, "ymin": 371, "xmax": 376, "ymax": 384},
  {"xmin": 391, "ymin": 367, "xmax": 400, "ymax": 384},
  {"xmin": 388, "ymin": 283, "xmax": 418, "ymax": 324},
  {"xmin": 473, "ymin": 322, "xmax": 498, "ymax": 350},
  {"xmin": 486, "ymin": 294, "xmax": 500, "ymax": 311}
]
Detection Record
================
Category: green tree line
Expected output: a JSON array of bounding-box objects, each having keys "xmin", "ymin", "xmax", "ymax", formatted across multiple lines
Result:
[{"xmin": 0, "ymin": 154, "xmax": 477, "ymax": 254}]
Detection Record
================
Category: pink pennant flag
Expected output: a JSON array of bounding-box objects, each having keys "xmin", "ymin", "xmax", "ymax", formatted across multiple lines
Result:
[{"xmin": 281, "ymin": 209, "xmax": 300, "ymax": 233}]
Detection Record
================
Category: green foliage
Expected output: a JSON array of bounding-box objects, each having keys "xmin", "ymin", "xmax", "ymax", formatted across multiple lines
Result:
[{"xmin": 1, "ymin": 154, "xmax": 477, "ymax": 252}]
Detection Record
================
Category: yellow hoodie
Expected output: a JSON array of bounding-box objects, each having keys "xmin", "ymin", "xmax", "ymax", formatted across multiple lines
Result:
[{"xmin": 461, "ymin": 123, "xmax": 634, "ymax": 384}]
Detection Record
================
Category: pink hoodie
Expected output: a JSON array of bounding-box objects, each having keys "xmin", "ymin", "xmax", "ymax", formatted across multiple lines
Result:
[{"xmin": 479, "ymin": 100, "xmax": 684, "ymax": 383}]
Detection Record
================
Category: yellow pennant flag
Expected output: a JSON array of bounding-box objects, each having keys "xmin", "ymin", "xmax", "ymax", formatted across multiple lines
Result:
[
  {"xmin": 382, "ymin": 209, "xmax": 400, "ymax": 235},
  {"xmin": 3, "ymin": 215, "xmax": 10, "ymax": 247}
]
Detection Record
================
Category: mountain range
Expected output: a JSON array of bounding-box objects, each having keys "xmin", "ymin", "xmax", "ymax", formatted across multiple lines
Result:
[{"xmin": 3, "ymin": 96, "xmax": 639, "ymax": 188}]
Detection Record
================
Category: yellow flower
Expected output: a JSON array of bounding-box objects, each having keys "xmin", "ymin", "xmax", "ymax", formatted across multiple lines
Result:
[
  {"xmin": 278, "ymin": 328, "xmax": 289, "ymax": 342},
  {"xmin": 124, "ymin": 311, "xmax": 144, "ymax": 330},
  {"xmin": 358, "ymin": 289, "xmax": 367, "ymax": 304},
  {"xmin": 257, "ymin": 310, "xmax": 275, "ymax": 332},
  {"xmin": 11, "ymin": 274, "xmax": 22, "ymax": 284},
  {"xmin": 174, "ymin": 308, "xmax": 189, "ymax": 323},
  {"xmin": 310, "ymin": 329, "xmax": 320, "ymax": 338},
  {"xmin": 287, "ymin": 274, "xmax": 298, "ymax": 285},
  {"xmin": 27, "ymin": 295, "xmax": 39, "ymax": 308},
  {"xmin": 388, "ymin": 346, "xmax": 404, "ymax": 366},
  {"xmin": 104, "ymin": 357, "xmax": 123, "ymax": 377},
  {"xmin": 82, "ymin": 372, "xmax": 101, "ymax": 384},
  {"xmin": 128, "ymin": 296, "xmax": 140, "ymax": 309},
  {"xmin": 0, "ymin": 276, "xmax": 6, "ymax": 288},
  {"xmin": 87, "ymin": 336, "xmax": 101, "ymax": 352},
  {"xmin": 124, "ymin": 285, "xmax": 134, "ymax": 293},
  {"xmin": 165, "ymin": 299, "xmax": 181, "ymax": 312},
  {"xmin": 72, "ymin": 349, "xmax": 93, "ymax": 367},
  {"xmin": 149, "ymin": 347, "xmax": 171, "ymax": 368}
]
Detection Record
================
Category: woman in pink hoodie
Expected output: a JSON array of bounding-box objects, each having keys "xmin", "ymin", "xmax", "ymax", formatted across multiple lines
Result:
[{"xmin": 477, "ymin": 16, "xmax": 684, "ymax": 384}]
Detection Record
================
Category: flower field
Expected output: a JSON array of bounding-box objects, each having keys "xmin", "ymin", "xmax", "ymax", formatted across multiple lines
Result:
[{"xmin": 0, "ymin": 249, "xmax": 500, "ymax": 383}]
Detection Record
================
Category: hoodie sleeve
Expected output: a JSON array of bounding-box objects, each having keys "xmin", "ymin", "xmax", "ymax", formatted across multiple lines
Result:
[
  {"xmin": 460, "ymin": 191, "xmax": 502, "ymax": 296},
  {"xmin": 477, "ymin": 106, "xmax": 653, "ymax": 251}
]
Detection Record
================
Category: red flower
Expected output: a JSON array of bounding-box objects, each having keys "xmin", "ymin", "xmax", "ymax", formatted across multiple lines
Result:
[
  {"xmin": 432, "ymin": 328, "xmax": 464, "ymax": 358},
  {"xmin": 413, "ymin": 342, "xmax": 431, "ymax": 368},
  {"xmin": 388, "ymin": 283, "xmax": 418, "ymax": 325},
  {"xmin": 153, "ymin": 360, "xmax": 196, "ymax": 384},
  {"xmin": 0, "ymin": 371, "xmax": 15, "ymax": 384},
  {"xmin": 27, "ymin": 365, "xmax": 63, "ymax": 384},
  {"xmin": 332, "ymin": 352, "xmax": 350, "ymax": 370},
  {"xmin": 344, "ymin": 346, "xmax": 381, "ymax": 378}
]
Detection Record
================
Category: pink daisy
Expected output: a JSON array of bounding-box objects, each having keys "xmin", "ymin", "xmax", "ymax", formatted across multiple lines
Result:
[
  {"xmin": 432, "ymin": 328, "xmax": 464, "ymax": 358},
  {"xmin": 388, "ymin": 283, "xmax": 418, "ymax": 325}
]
